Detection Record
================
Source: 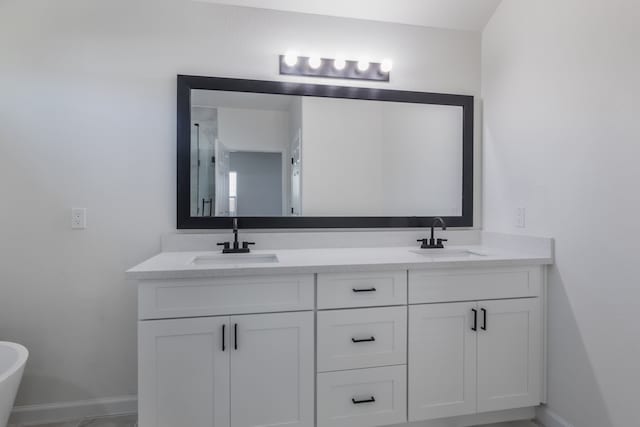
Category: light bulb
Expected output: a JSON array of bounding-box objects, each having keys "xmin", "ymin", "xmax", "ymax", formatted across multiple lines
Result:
[
  {"xmin": 357, "ymin": 59, "xmax": 370, "ymax": 72},
  {"xmin": 308, "ymin": 56, "xmax": 322, "ymax": 69},
  {"xmin": 380, "ymin": 58, "xmax": 393, "ymax": 73},
  {"xmin": 284, "ymin": 52, "xmax": 298, "ymax": 67},
  {"xmin": 333, "ymin": 57, "xmax": 346, "ymax": 71}
]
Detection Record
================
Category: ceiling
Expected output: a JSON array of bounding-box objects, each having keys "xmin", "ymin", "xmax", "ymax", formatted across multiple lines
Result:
[{"xmin": 194, "ymin": 0, "xmax": 502, "ymax": 32}]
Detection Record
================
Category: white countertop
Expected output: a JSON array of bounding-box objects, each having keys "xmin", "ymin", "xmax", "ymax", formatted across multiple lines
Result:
[{"xmin": 127, "ymin": 243, "xmax": 553, "ymax": 280}]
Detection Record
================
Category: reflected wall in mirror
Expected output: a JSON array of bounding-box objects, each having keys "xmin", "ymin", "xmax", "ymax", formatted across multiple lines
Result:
[
  {"xmin": 190, "ymin": 91, "xmax": 464, "ymax": 217},
  {"xmin": 190, "ymin": 91, "xmax": 292, "ymax": 217},
  {"xmin": 177, "ymin": 76, "xmax": 473, "ymax": 228}
]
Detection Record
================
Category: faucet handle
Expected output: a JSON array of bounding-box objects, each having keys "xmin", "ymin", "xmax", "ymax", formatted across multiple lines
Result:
[
  {"xmin": 436, "ymin": 238, "xmax": 448, "ymax": 248},
  {"xmin": 217, "ymin": 242, "xmax": 230, "ymax": 249},
  {"xmin": 417, "ymin": 239, "xmax": 428, "ymax": 248},
  {"xmin": 242, "ymin": 241, "xmax": 255, "ymax": 249}
]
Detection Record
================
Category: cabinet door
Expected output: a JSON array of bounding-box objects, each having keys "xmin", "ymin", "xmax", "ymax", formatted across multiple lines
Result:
[
  {"xmin": 477, "ymin": 298, "xmax": 541, "ymax": 412},
  {"xmin": 230, "ymin": 311, "xmax": 314, "ymax": 427},
  {"xmin": 408, "ymin": 302, "xmax": 477, "ymax": 421},
  {"xmin": 138, "ymin": 317, "xmax": 230, "ymax": 427}
]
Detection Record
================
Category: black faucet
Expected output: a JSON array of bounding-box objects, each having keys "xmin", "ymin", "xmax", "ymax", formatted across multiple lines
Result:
[
  {"xmin": 417, "ymin": 217, "xmax": 448, "ymax": 249},
  {"xmin": 217, "ymin": 218, "xmax": 255, "ymax": 253}
]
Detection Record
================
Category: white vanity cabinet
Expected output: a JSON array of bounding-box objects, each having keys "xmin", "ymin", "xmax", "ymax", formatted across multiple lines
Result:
[
  {"xmin": 230, "ymin": 311, "xmax": 314, "ymax": 427},
  {"xmin": 408, "ymin": 266, "xmax": 543, "ymax": 421},
  {"xmin": 408, "ymin": 302, "xmax": 477, "ymax": 420},
  {"xmin": 476, "ymin": 298, "xmax": 541, "ymax": 412},
  {"xmin": 137, "ymin": 275, "xmax": 315, "ymax": 427},
  {"xmin": 138, "ymin": 316, "xmax": 230, "ymax": 427},
  {"xmin": 316, "ymin": 271, "xmax": 409, "ymax": 427},
  {"xmin": 134, "ymin": 263, "xmax": 547, "ymax": 427}
]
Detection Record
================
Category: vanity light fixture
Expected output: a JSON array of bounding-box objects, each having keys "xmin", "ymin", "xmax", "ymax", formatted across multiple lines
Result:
[
  {"xmin": 333, "ymin": 57, "xmax": 346, "ymax": 71},
  {"xmin": 279, "ymin": 54, "xmax": 391, "ymax": 82},
  {"xmin": 380, "ymin": 58, "xmax": 393, "ymax": 73},
  {"xmin": 308, "ymin": 55, "xmax": 322, "ymax": 69},
  {"xmin": 357, "ymin": 58, "xmax": 370, "ymax": 72},
  {"xmin": 283, "ymin": 52, "xmax": 298, "ymax": 67}
]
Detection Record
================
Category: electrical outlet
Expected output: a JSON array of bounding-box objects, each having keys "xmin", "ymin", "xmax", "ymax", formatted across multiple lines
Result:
[
  {"xmin": 515, "ymin": 207, "xmax": 526, "ymax": 228},
  {"xmin": 71, "ymin": 208, "xmax": 87, "ymax": 229}
]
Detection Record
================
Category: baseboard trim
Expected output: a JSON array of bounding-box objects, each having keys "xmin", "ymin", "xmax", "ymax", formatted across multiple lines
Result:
[
  {"xmin": 8, "ymin": 400, "xmax": 562, "ymax": 427},
  {"xmin": 391, "ymin": 407, "xmax": 535, "ymax": 427},
  {"xmin": 9, "ymin": 395, "xmax": 137, "ymax": 426},
  {"xmin": 536, "ymin": 405, "xmax": 574, "ymax": 427}
]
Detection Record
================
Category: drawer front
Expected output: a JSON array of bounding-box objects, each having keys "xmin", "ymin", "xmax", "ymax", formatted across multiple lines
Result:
[
  {"xmin": 317, "ymin": 271, "xmax": 407, "ymax": 309},
  {"xmin": 317, "ymin": 365, "xmax": 407, "ymax": 427},
  {"xmin": 409, "ymin": 267, "xmax": 542, "ymax": 304},
  {"xmin": 317, "ymin": 307, "xmax": 407, "ymax": 372},
  {"xmin": 138, "ymin": 274, "xmax": 314, "ymax": 320}
]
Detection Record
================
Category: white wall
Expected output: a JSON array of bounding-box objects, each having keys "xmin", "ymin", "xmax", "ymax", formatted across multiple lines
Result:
[
  {"xmin": 301, "ymin": 97, "xmax": 385, "ymax": 215},
  {"xmin": 0, "ymin": 0, "xmax": 481, "ymax": 411},
  {"xmin": 379, "ymin": 102, "xmax": 462, "ymax": 216},
  {"xmin": 482, "ymin": 1, "xmax": 640, "ymax": 426},
  {"xmin": 301, "ymin": 98, "xmax": 463, "ymax": 216},
  {"xmin": 218, "ymin": 108, "xmax": 289, "ymax": 153}
]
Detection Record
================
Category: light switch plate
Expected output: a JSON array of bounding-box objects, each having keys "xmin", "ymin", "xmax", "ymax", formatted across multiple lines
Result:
[
  {"xmin": 515, "ymin": 207, "xmax": 526, "ymax": 228},
  {"xmin": 71, "ymin": 208, "xmax": 87, "ymax": 229}
]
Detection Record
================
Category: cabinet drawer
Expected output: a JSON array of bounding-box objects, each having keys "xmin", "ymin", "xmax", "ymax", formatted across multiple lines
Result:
[
  {"xmin": 317, "ymin": 365, "xmax": 407, "ymax": 427},
  {"xmin": 317, "ymin": 271, "xmax": 407, "ymax": 309},
  {"xmin": 138, "ymin": 274, "xmax": 314, "ymax": 320},
  {"xmin": 317, "ymin": 307, "xmax": 407, "ymax": 372},
  {"xmin": 409, "ymin": 267, "xmax": 542, "ymax": 304}
]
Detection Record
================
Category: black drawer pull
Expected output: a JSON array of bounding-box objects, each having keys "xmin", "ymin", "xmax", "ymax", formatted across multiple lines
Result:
[
  {"xmin": 471, "ymin": 308, "xmax": 477, "ymax": 331},
  {"xmin": 352, "ymin": 287, "xmax": 376, "ymax": 293},
  {"xmin": 481, "ymin": 308, "xmax": 487, "ymax": 331},
  {"xmin": 352, "ymin": 336, "xmax": 376, "ymax": 343},
  {"xmin": 222, "ymin": 324, "xmax": 226, "ymax": 352},
  {"xmin": 234, "ymin": 323, "xmax": 238, "ymax": 350},
  {"xmin": 352, "ymin": 396, "xmax": 376, "ymax": 404}
]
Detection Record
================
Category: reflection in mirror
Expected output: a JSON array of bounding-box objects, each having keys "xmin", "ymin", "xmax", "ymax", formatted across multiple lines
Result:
[{"xmin": 190, "ymin": 89, "xmax": 463, "ymax": 218}]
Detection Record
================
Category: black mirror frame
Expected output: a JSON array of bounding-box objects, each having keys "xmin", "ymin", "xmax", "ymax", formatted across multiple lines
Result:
[{"xmin": 177, "ymin": 75, "xmax": 474, "ymax": 229}]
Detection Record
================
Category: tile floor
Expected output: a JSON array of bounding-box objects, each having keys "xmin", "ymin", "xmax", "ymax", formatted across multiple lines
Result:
[
  {"xmin": 8, "ymin": 414, "xmax": 137, "ymax": 427},
  {"xmin": 11, "ymin": 416, "xmax": 539, "ymax": 427}
]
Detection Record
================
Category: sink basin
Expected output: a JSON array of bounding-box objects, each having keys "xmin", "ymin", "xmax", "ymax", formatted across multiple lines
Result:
[
  {"xmin": 410, "ymin": 248, "xmax": 487, "ymax": 258},
  {"xmin": 191, "ymin": 253, "xmax": 279, "ymax": 265}
]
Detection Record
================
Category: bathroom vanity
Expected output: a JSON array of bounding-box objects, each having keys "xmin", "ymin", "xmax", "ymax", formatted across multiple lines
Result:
[
  {"xmin": 128, "ymin": 75, "xmax": 553, "ymax": 427},
  {"xmin": 128, "ymin": 234, "xmax": 553, "ymax": 427}
]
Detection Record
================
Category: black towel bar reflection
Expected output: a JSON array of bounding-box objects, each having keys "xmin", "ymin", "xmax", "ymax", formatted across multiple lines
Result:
[
  {"xmin": 202, "ymin": 198, "xmax": 213, "ymax": 217},
  {"xmin": 352, "ymin": 396, "xmax": 376, "ymax": 405},
  {"xmin": 352, "ymin": 287, "xmax": 376, "ymax": 293}
]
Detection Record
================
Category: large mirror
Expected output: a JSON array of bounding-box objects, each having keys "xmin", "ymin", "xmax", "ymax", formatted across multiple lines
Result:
[{"xmin": 177, "ymin": 76, "xmax": 473, "ymax": 229}]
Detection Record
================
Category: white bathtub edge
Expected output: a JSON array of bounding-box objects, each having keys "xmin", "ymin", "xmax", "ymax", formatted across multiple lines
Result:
[
  {"xmin": 0, "ymin": 342, "xmax": 28, "ymax": 385},
  {"xmin": 9, "ymin": 395, "xmax": 137, "ymax": 426}
]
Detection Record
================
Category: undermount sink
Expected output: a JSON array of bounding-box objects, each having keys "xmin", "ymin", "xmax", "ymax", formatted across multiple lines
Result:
[
  {"xmin": 191, "ymin": 253, "xmax": 279, "ymax": 265},
  {"xmin": 410, "ymin": 248, "xmax": 487, "ymax": 258}
]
